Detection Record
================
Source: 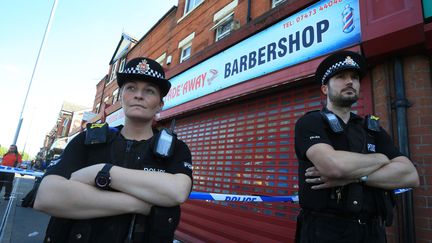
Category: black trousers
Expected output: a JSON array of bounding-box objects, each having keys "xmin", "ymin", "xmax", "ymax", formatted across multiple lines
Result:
[
  {"xmin": 295, "ymin": 210, "xmax": 387, "ymax": 243},
  {"xmin": 0, "ymin": 172, "xmax": 15, "ymax": 198}
]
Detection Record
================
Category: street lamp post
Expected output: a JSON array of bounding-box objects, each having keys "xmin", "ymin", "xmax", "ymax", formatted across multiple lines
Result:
[{"xmin": 12, "ymin": 0, "xmax": 58, "ymax": 145}]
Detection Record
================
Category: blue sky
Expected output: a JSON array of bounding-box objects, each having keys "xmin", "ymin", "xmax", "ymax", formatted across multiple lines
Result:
[{"xmin": 0, "ymin": 0, "xmax": 178, "ymax": 157}]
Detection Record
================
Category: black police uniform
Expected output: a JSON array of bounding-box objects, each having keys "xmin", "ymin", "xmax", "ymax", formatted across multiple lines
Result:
[
  {"xmin": 294, "ymin": 108, "xmax": 402, "ymax": 243},
  {"xmin": 43, "ymin": 125, "xmax": 193, "ymax": 243}
]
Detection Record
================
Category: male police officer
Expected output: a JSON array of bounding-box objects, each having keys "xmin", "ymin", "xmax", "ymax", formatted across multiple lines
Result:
[{"xmin": 294, "ymin": 50, "xmax": 419, "ymax": 243}]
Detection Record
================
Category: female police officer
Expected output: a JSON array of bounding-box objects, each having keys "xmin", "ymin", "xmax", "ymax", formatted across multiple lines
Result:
[
  {"xmin": 34, "ymin": 57, "xmax": 193, "ymax": 242},
  {"xmin": 294, "ymin": 51, "xmax": 419, "ymax": 243}
]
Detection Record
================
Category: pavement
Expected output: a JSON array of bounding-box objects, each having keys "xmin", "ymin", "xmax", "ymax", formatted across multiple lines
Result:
[
  {"xmin": 0, "ymin": 175, "xmax": 183, "ymax": 242},
  {"xmin": 0, "ymin": 174, "xmax": 50, "ymax": 243}
]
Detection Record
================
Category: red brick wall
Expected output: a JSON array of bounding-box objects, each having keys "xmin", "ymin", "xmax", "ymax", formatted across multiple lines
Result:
[
  {"xmin": 127, "ymin": 0, "xmax": 310, "ymax": 73},
  {"xmin": 404, "ymin": 55, "xmax": 432, "ymax": 243},
  {"xmin": 371, "ymin": 55, "xmax": 432, "ymax": 243}
]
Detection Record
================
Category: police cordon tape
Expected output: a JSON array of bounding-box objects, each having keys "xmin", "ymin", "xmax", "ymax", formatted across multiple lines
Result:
[
  {"xmin": 0, "ymin": 165, "xmax": 44, "ymax": 177},
  {"xmin": 189, "ymin": 188, "xmax": 412, "ymax": 202},
  {"xmin": 189, "ymin": 192, "xmax": 298, "ymax": 202},
  {"xmin": 0, "ymin": 165, "xmax": 411, "ymax": 202}
]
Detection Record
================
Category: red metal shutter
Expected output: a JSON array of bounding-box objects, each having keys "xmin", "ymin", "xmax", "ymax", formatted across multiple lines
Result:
[{"xmin": 174, "ymin": 81, "xmax": 371, "ymax": 242}]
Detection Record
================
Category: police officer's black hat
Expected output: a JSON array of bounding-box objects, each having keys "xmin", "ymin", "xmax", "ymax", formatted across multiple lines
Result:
[
  {"xmin": 315, "ymin": 50, "xmax": 367, "ymax": 85},
  {"xmin": 117, "ymin": 57, "xmax": 171, "ymax": 97}
]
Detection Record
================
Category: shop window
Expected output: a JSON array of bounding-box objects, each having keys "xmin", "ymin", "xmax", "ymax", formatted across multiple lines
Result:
[
  {"xmin": 185, "ymin": 0, "xmax": 204, "ymax": 15},
  {"xmin": 272, "ymin": 0, "xmax": 287, "ymax": 8},
  {"xmin": 424, "ymin": 0, "xmax": 432, "ymax": 23}
]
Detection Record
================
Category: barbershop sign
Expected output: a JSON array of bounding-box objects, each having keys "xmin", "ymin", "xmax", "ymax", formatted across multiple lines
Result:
[{"xmin": 164, "ymin": 0, "xmax": 361, "ymax": 109}]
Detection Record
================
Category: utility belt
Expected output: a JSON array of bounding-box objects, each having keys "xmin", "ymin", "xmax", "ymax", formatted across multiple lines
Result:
[
  {"xmin": 44, "ymin": 206, "xmax": 180, "ymax": 243},
  {"xmin": 301, "ymin": 209, "xmax": 384, "ymax": 226},
  {"xmin": 299, "ymin": 181, "xmax": 394, "ymax": 226},
  {"xmin": 299, "ymin": 109, "xmax": 395, "ymax": 226}
]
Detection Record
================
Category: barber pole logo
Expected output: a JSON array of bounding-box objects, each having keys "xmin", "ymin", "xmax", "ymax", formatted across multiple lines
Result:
[
  {"xmin": 206, "ymin": 69, "xmax": 219, "ymax": 85},
  {"xmin": 342, "ymin": 4, "xmax": 355, "ymax": 33}
]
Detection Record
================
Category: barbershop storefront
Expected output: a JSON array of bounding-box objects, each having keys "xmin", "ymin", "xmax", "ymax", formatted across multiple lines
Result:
[
  {"xmin": 105, "ymin": 0, "xmax": 431, "ymax": 242},
  {"xmin": 165, "ymin": 1, "xmax": 368, "ymax": 242}
]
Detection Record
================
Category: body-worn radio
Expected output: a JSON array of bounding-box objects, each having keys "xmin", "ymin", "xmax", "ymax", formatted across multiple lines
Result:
[{"xmin": 153, "ymin": 119, "xmax": 177, "ymax": 159}]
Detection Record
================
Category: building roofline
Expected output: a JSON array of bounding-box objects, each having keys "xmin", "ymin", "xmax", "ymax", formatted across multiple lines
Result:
[{"xmin": 109, "ymin": 32, "xmax": 138, "ymax": 65}]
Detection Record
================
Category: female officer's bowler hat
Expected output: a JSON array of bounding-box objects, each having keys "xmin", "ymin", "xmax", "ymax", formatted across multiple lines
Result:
[
  {"xmin": 315, "ymin": 50, "xmax": 367, "ymax": 85},
  {"xmin": 117, "ymin": 57, "xmax": 171, "ymax": 97}
]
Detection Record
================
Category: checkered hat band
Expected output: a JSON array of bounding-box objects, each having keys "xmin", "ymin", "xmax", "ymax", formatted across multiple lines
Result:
[
  {"xmin": 121, "ymin": 66, "xmax": 165, "ymax": 79},
  {"xmin": 321, "ymin": 61, "xmax": 359, "ymax": 84}
]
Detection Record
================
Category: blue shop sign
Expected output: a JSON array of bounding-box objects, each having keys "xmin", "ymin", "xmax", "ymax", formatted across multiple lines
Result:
[{"xmin": 164, "ymin": 0, "xmax": 361, "ymax": 110}]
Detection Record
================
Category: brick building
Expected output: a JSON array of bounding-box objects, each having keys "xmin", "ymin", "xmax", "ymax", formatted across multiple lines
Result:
[
  {"xmin": 42, "ymin": 101, "xmax": 89, "ymax": 160},
  {"xmin": 90, "ymin": 0, "xmax": 432, "ymax": 242}
]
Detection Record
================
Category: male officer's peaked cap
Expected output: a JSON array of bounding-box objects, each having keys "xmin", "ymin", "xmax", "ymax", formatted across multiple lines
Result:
[{"xmin": 316, "ymin": 50, "xmax": 366, "ymax": 85}]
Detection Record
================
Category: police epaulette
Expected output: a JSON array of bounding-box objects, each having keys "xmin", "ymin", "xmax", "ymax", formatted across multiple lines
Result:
[
  {"xmin": 305, "ymin": 109, "xmax": 320, "ymax": 115},
  {"xmin": 365, "ymin": 115, "xmax": 380, "ymax": 132},
  {"xmin": 85, "ymin": 123, "xmax": 109, "ymax": 145}
]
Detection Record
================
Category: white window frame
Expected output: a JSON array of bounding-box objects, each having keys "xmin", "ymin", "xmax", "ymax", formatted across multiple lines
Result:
[
  {"xmin": 103, "ymin": 96, "xmax": 110, "ymax": 104},
  {"xmin": 112, "ymin": 89, "xmax": 119, "ymax": 103},
  {"xmin": 180, "ymin": 44, "xmax": 192, "ymax": 63},
  {"xmin": 156, "ymin": 53, "xmax": 166, "ymax": 66},
  {"xmin": 215, "ymin": 15, "xmax": 234, "ymax": 41},
  {"xmin": 184, "ymin": 0, "xmax": 204, "ymax": 15},
  {"xmin": 62, "ymin": 118, "xmax": 69, "ymax": 127},
  {"xmin": 118, "ymin": 58, "xmax": 126, "ymax": 73},
  {"xmin": 272, "ymin": 0, "xmax": 287, "ymax": 8},
  {"xmin": 178, "ymin": 32, "xmax": 195, "ymax": 63},
  {"xmin": 95, "ymin": 103, "xmax": 100, "ymax": 114},
  {"xmin": 109, "ymin": 61, "xmax": 118, "ymax": 82}
]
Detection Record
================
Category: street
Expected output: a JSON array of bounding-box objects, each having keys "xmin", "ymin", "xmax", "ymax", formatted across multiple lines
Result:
[{"xmin": 0, "ymin": 174, "xmax": 49, "ymax": 243}]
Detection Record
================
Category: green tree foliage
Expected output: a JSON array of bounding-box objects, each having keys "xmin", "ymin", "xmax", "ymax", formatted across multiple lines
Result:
[
  {"xmin": 21, "ymin": 151, "xmax": 33, "ymax": 161},
  {"xmin": 0, "ymin": 146, "xmax": 6, "ymax": 156}
]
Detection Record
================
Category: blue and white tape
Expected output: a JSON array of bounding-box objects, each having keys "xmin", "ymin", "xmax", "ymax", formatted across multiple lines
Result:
[
  {"xmin": 394, "ymin": 188, "xmax": 412, "ymax": 194},
  {"xmin": 189, "ymin": 188, "xmax": 412, "ymax": 202},
  {"xmin": 0, "ymin": 165, "xmax": 413, "ymax": 202},
  {"xmin": 189, "ymin": 192, "xmax": 298, "ymax": 202},
  {"xmin": 0, "ymin": 165, "xmax": 44, "ymax": 177}
]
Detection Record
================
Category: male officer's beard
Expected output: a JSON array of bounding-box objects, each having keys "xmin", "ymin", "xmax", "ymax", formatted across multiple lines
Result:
[{"xmin": 328, "ymin": 87, "xmax": 358, "ymax": 108}]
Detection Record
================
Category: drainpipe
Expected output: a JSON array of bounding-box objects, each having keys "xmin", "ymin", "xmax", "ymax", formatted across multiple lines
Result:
[
  {"xmin": 393, "ymin": 57, "xmax": 415, "ymax": 243},
  {"xmin": 246, "ymin": 0, "xmax": 251, "ymax": 23}
]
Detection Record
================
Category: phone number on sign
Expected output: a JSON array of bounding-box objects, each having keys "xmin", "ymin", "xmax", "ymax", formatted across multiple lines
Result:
[{"xmin": 295, "ymin": 0, "xmax": 344, "ymax": 24}]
